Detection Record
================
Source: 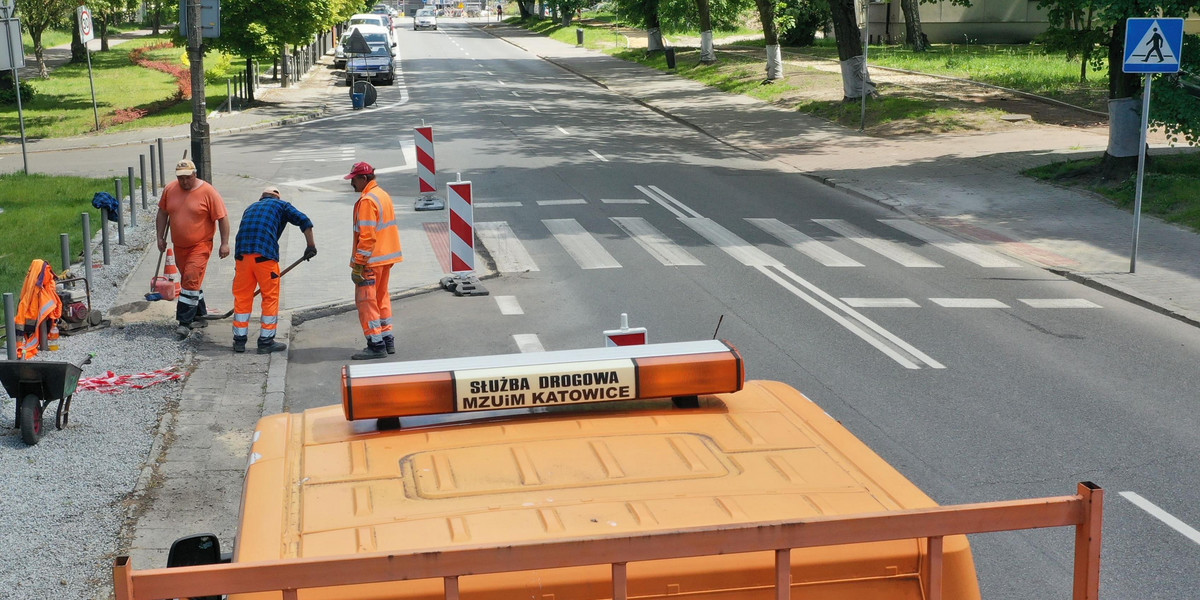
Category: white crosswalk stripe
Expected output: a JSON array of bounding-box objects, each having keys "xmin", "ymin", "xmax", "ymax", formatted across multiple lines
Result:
[
  {"xmin": 747, "ymin": 218, "xmax": 863, "ymax": 267},
  {"xmin": 930, "ymin": 298, "xmax": 1010, "ymax": 308},
  {"xmin": 271, "ymin": 146, "xmax": 355, "ymax": 163},
  {"xmin": 813, "ymin": 219, "xmax": 943, "ymax": 268},
  {"xmin": 544, "ymin": 219, "xmax": 621, "ymax": 269},
  {"xmin": 475, "ymin": 222, "xmax": 539, "ymax": 272},
  {"xmin": 880, "ymin": 219, "xmax": 1022, "ymax": 268},
  {"xmin": 611, "ymin": 217, "xmax": 703, "ymax": 266},
  {"xmin": 842, "ymin": 298, "xmax": 920, "ymax": 308},
  {"xmin": 682, "ymin": 218, "xmax": 782, "ymax": 267}
]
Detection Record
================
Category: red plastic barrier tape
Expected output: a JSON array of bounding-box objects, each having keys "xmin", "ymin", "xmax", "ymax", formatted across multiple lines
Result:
[{"xmin": 77, "ymin": 368, "xmax": 183, "ymax": 394}]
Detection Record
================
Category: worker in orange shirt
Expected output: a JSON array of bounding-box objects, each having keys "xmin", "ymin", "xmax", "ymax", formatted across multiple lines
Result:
[
  {"xmin": 344, "ymin": 162, "xmax": 402, "ymax": 360},
  {"xmin": 231, "ymin": 186, "xmax": 317, "ymax": 354},
  {"xmin": 157, "ymin": 159, "xmax": 230, "ymax": 337}
]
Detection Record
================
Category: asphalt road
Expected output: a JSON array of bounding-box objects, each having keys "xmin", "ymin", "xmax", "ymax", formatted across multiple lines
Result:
[{"xmin": 266, "ymin": 22, "xmax": 1200, "ymax": 600}]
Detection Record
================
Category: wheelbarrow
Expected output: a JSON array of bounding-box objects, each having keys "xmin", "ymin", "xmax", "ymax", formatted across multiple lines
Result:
[{"xmin": 1, "ymin": 356, "xmax": 92, "ymax": 446}]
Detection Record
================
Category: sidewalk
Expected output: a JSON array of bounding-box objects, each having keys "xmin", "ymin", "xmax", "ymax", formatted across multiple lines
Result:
[{"xmin": 116, "ymin": 21, "xmax": 1200, "ymax": 578}]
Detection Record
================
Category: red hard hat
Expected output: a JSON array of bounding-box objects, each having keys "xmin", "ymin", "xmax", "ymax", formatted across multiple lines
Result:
[{"xmin": 344, "ymin": 162, "xmax": 375, "ymax": 179}]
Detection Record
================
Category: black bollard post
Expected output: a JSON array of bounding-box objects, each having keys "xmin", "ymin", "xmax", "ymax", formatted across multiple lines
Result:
[
  {"xmin": 100, "ymin": 207, "xmax": 111, "ymax": 264},
  {"xmin": 157, "ymin": 138, "xmax": 166, "ymax": 184},
  {"xmin": 81, "ymin": 213, "xmax": 93, "ymax": 292},
  {"xmin": 149, "ymin": 145, "xmax": 158, "ymax": 197},
  {"xmin": 139, "ymin": 155, "xmax": 148, "ymax": 209}
]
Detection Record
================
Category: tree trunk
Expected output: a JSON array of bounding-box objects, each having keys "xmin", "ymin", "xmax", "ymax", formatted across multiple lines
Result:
[
  {"xmin": 752, "ymin": 0, "xmax": 780, "ymax": 79},
  {"xmin": 828, "ymin": 0, "xmax": 875, "ymax": 99},
  {"xmin": 245, "ymin": 57, "xmax": 255, "ymax": 102},
  {"xmin": 697, "ymin": 0, "xmax": 714, "ymax": 63},
  {"xmin": 71, "ymin": 16, "xmax": 87, "ymax": 64},
  {"xmin": 153, "ymin": 3, "xmax": 161, "ymax": 35},
  {"xmin": 901, "ymin": 0, "xmax": 925, "ymax": 51},
  {"xmin": 280, "ymin": 45, "xmax": 290, "ymax": 88},
  {"xmin": 32, "ymin": 31, "xmax": 49, "ymax": 78},
  {"xmin": 100, "ymin": 18, "xmax": 110, "ymax": 52},
  {"xmin": 1102, "ymin": 17, "xmax": 1142, "ymax": 179},
  {"xmin": 645, "ymin": 0, "xmax": 664, "ymax": 52}
]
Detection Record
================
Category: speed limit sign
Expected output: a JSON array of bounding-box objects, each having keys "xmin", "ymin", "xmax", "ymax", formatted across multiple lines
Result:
[{"xmin": 77, "ymin": 6, "xmax": 94, "ymax": 43}]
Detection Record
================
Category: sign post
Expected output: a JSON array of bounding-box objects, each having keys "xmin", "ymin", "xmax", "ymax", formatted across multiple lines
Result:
[
  {"xmin": 1122, "ymin": 17, "xmax": 1184, "ymax": 273},
  {"xmin": 0, "ymin": 0, "xmax": 28, "ymax": 174},
  {"xmin": 77, "ymin": 5, "xmax": 100, "ymax": 130}
]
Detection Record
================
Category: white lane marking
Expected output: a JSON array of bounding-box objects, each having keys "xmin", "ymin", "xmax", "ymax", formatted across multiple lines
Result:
[
  {"xmin": 611, "ymin": 217, "xmax": 703, "ymax": 266},
  {"xmin": 497, "ymin": 79, "xmax": 507, "ymax": 86},
  {"xmin": 930, "ymin": 298, "xmax": 1010, "ymax": 308},
  {"xmin": 774, "ymin": 266, "xmax": 944, "ymax": 369},
  {"xmin": 1121, "ymin": 491, "xmax": 1200, "ymax": 545},
  {"xmin": 495, "ymin": 295, "xmax": 523, "ymax": 315},
  {"xmin": 281, "ymin": 139, "xmax": 416, "ymax": 188},
  {"xmin": 1019, "ymin": 298, "xmax": 1102, "ymax": 308},
  {"xmin": 589, "ymin": 149, "xmax": 609, "ymax": 162},
  {"xmin": 476, "ymin": 221, "xmax": 540, "ymax": 272},
  {"xmin": 555, "ymin": 126, "xmax": 570, "ymax": 135},
  {"xmin": 529, "ymin": 105, "xmax": 541, "ymax": 113},
  {"xmin": 536, "ymin": 199, "xmax": 586, "ymax": 206},
  {"xmin": 271, "ymin": 147, "xmax": 355, "ymax": 163},
  {"xmin": 476, "ymin": 202, "xmax": 523, "ymax": 208},
  {"xmin": 543, "ymin": 218, "xmax": 621, "ymax": 269},
  {"xmin": 511, "ymin": 91, "xmax": 521, "ymax": 97},
  {"xmin": 881, "ymin": 219, "xmax": 1023, "ymax": 268},
  {"xmin": 682, "ymin": 218, "xmax": 782, "ymax": 267},
  {"xmin": 290, "ymin": 70, "xmax": 409, "ymax": 127},
  {"xmin": 758, "ymin": 266, "xmax": 920, "ymax": 369},
  {"xmin": 638, "ymin": 185, "xmax": 703, "ymax": 218},
  {"xmin": 514, "ymin": 333, "xmax": 544, "ymax": 353},
  {"xmin": 747, "ymin": 218, "xmax": 863, "ymax": 267},
  {"xmin": 601, "ymin": 198, "xmax": 648, "ymax": 205},
  {"xmin": 814, "ymin": 219, "xmax": 943, "ymax": 268},
  {"xmin": 842, "ymin": 298, "xmax": 920, "ymax": 308}
]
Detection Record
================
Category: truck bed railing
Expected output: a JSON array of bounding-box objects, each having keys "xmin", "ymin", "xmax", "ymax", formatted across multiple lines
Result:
[{"xmin": 113, "ymin": 482, "xmax": 1102, "ymax": 600}]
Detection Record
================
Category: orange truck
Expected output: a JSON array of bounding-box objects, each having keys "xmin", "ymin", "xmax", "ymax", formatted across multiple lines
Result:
[{"xmin": 114, "ymin": 340, "xmax": 1103, "ymax": 600}]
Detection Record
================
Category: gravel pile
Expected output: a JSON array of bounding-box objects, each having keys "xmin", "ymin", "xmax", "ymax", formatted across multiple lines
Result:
[{"xmin": 0, "ymin": 216, "xmax": 191, "ymax": 600}]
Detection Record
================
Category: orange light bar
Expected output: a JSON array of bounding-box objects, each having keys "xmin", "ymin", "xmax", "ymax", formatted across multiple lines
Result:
[{"xmin": 341, "ymin": 340, "xmax": 744, "ymax": 421}]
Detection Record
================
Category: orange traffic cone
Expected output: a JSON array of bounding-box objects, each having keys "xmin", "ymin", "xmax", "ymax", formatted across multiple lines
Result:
[{"xmin": 164, "ymin": 248, "xmax": 182, "ymax": 298}]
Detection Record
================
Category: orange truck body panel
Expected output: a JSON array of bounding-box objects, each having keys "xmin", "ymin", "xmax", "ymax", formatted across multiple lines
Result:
[{"xmin": 230, "ymin": 380, "xmax": 982, "ymax": 600}]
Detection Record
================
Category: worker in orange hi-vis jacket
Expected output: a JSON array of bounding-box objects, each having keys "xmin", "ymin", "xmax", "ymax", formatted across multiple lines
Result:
[
  {"xmin": 230, "ymin": 186, "xmax": 317, "ymax": 355},
  {"xmin": 344, "ymin": 162, "xmax": 403, "ymax": 360},
  {"xmin": 156, "ymin": 159, "xmax": 230, "ymax": 338}
]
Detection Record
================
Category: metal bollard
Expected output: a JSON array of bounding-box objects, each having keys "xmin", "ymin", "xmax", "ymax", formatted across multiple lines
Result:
[
  {"xmin": 82, "ymin": 213, "xmax": 93, "ymax": 292},
  {"xmin": 100, "ymin": 207, "xmax": 111, "ymax": 264},
  {"xmin": 157, "ymin": 138, "xmax": 166, "ymax": 184},
  {"xmin": 139, "ymin": 154, "xmax": 148, "ymax": 208},
  {"xmin": 129, "ymin": 166, "xmax": 139, "ymax": 210},
  {"xmin": 60, "ymin": 233, "xmax": 72, "ymax": 288},
  {"xmin": 665, "ymin": 46, "xmax": 676, "ymax": 69},
  {"xmin": 576, "ymin": 28, "xmax": 584, "ymax": 45},
  {"xmin": 150, "ymin": 146, "xmax": 158, "ymax": 197},
  {"xmin": 115, "ymin": 178, "xmax": 127, "ymax": 242},
  {"xmin": 226, "ymin": 79, "xmax": 233, "ymax": 112},
  {"xmin": 4, "ymin": 293, "xmax": 16, "ymax": 359},
  {"xmin": 120, "ymin": 177, "xmax": 135, "ymax": 227}
]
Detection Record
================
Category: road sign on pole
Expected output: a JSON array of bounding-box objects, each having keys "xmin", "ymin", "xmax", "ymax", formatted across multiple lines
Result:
[
  {"xmin": 1123, "ymin": 18, "xmax": 1183, "ymax": 74},
  {"xmin": 1123, "ymin": 17, "xmax": 1185, "ymax": 272},
  {"xmin": 78, "ymin": 5, "xmax": 94, "ymax": 43},
  {"xmin": 1, "ymin": 11, "xmax": 29, "ymax": 174}
]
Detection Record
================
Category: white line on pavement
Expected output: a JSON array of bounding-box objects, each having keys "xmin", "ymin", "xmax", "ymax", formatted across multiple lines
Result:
[
  {"xmin": 1019, "ymin": 298, "xmax": 1102, "ymax": 308},
  {"xmin": 513, "ymin": 334, "xmax": 544, "ymax": 353},
  {"xmin": 280, "ymin": 139, "xmax": 416, "ymax": 188},
  {"xmin": 495, "ymin": 295, "xmax": 523, "ymax": 315},
  {"xmin": 544, "ymin": 218, "xmax": 621, "ymax": 269},
  {"xmin": 747, "ymin": 218, "xmax": 863, "ymax": 267},
  {"xmin": 600, "ymin": 199, "xmax": 648, "ymax": 204},
  {"xmin": 842, "ymin": 298, "xmax": 921, "ymax": 308},
  {"xmin": 814, "ymin": 219, "xmax": 942, "ymax": 268},
  {"xmin": 555, "ymin": 126, "xmax": 570, "ymax": 135},
  {"xmin": 881, "ymin": 219, "xmax": 1023, "ymax": 268},
  {"xmin": 929, "ymin": 298, "xmax": 1010, "ymax": 308},
  {"xmin": 589, "ymin": 149, "xmax": 609, "ymax": 162},
  {"xmin": 611, "ymin": 217, "xmax": 703, "ymax": 266},
  {"xmin": 1121, "ymin": 491, "xmax": 1200, "ymax": 545},
  {"xmin": 476, "ymin": 202, "xmax": 522, "ymax": 208},
  {"xmin": 536, "ymin": 199, "xmax": 587, "ymax": 206}
]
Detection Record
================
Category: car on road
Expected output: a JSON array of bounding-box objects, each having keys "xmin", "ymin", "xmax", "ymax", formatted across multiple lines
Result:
[
  {"xmin": 413, "ymin": 7, "xmax": 437, "ymax": 30},
  {"xmin": 349, "ymin": 12, "xmax": 390, "ymax": 30},
  {"xmin": 342, "ymin": 24, "xmax": 396, "ymax": 86}
]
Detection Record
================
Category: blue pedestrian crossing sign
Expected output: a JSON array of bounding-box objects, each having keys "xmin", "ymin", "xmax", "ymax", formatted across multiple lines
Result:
[{"xmin": 1123, "ymin": 18, "xmax": 1184, "ymax": 73}]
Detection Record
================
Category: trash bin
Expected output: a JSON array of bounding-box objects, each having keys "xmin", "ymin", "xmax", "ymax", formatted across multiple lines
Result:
[
  {"xmin": 665, "ymin": 47, "xmax": 676, "ymax": 70},
  {"xmin": 351, "ymin": 92, "xmax": 365, "ymax": 110},
  {"xmin": 576, "ymin": 28, "xmax": 584, "ymax": 46}
]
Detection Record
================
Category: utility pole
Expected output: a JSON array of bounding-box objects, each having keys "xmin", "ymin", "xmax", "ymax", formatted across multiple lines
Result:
[{"xmin": 186, "ymin": 0, "xmax": 211, "ymax": 181}]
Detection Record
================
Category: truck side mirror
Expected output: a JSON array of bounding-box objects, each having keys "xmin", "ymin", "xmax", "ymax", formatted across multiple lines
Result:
[{"xmin": 167, "ymin": 533, "xmax": 225, "ymax": 567}]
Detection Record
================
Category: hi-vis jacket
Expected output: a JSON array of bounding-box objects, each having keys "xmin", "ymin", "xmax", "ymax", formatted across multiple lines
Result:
[
  {"xmin": 351, "ymin": 180, "xmax": 403, "ymax": 267},
  {"xmin": 15, "ymin": 259, "xmax": 61, "ymax": 359}
]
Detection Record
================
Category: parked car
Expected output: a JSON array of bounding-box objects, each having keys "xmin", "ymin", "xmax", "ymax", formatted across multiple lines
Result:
[
  {"xmin": 413, "ymin": 8, "xmax": 437, "ymax": 30},
  {"xmin": 342, "ymin": 24, "xmax": 396, "ymax": 86},
  {"xmin": 349, "ymin": 12, "xmax": 390, "ymax": 30}
]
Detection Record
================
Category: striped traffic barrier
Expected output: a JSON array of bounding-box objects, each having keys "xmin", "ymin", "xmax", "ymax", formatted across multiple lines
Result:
[
  {"xmin": 440, "ymin": 180, "xmax": 487, "ymax": 296},
  {"xmin": 414, "ymin": 126, "xmax": 444, "ymax": 211}
]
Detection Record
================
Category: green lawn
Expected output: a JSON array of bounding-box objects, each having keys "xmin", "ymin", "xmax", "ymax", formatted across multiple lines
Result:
[
  {"xmin": 1, "ymin": 36, "xmax": 232, "ymax": 139},
  {"xmin": 0, "ymin": 173, "xmax": 118, "ymax": 323}
]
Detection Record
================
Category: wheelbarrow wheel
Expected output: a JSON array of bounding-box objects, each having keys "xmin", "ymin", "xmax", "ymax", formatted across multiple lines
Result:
[{"xmin": 19, "ymin": 394, "xmax": 44, "ymax": 446}]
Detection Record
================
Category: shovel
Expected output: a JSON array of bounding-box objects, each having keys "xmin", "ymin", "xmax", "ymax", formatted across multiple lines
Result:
[{"xmin": 201, "ymin": 255, "xmax": 308, "ymax": 320}]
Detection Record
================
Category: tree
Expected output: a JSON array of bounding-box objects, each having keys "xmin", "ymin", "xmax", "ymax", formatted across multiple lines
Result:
[
  {"xmin": 15, "ymin": 0, "xmax": 73, "ymax": 77},
  {"xmin": 900, "ymin": 0, "xmax": 925, "ymax": 51},
  {"xmin": 1035, "ymin": 0, "xmax": 1106, "ymax": 82},
  {"xmin": 207, "ymin": 0, "xmax": 340, "ymax": 96},
  {"xmin": 777, "ymin": 0, "xmax": 831, "ymax": 47},
  {"xmin": 826, "ymin": 0, "xmax": 874, "ymax": 99},
  {"xmin": 751, "ymin": 0, "xmax": 780, "ymax": 78}
]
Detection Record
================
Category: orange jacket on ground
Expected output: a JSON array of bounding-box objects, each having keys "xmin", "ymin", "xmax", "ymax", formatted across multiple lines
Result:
[
  {"xmin": 15, "ymin": 259, "xmax": 61, "ymax": 359},
  {"xmin": 351, "ymin": 180, "xmax": 402, "ymax": 267}
]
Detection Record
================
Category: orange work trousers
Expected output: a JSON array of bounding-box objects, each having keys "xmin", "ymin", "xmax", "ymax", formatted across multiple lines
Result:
[
  {"xmin": 232, "ymin": 254, "xmax": 281, "ymax": 343},
  {"xmin": 174, "ymin": 241, "xmax": 212, "ymax": 324},
  {"xmin": 355, "ymin": 264, "xmax": 393, "ymax": 347}
]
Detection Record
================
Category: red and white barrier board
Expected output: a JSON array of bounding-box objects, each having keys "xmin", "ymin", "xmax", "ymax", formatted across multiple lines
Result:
[
  {"xmin": 604, "ymin": 313, "xmax": 647, "ymax": 347},
  {"xmin": 448, "ymin": 181, "xmax": 474, "ymax": 274},
  {"xmin": 415, "ymin": 126, "xmax": 436, "ymax": 195}
]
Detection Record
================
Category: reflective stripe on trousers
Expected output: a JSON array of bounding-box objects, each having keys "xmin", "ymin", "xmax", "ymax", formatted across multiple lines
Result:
[{"xmin": 355, "ymin": 263, "xmax": 394, "ymax": 346}]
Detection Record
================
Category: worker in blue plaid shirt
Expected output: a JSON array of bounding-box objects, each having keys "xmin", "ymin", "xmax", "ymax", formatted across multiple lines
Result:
[{"xmin": 231, "ymin": 186, "xmax": 317, "ymax": 354}]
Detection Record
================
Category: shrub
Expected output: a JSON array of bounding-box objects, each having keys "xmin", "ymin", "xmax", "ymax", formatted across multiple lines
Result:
[{"xmin": 0, "ymin": 79, "xmax": 35, "ymax": 106}]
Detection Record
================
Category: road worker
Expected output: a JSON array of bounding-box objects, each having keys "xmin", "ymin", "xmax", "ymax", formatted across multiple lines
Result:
[
  {"xmin": 231, "ymin": 186, "xmax": 317, "ymax": 354},
  {"xmin": 345, "ymin": 162, "xmax": 403, "ymax": 360},
  {"xmin": 156, "ymin": 159, "xmax": 230, "ymax": 337}
]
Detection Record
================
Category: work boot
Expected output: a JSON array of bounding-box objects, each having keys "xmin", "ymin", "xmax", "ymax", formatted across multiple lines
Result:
[
  {"xmin": 232, "ymin": 338, "xmax": 246, "ymax": 353},
  {"xmin": 257, "ymin": 341, "xmax": 287, "ymax": 355},
  {"xmin": 351, "ymin": 345, "xmax": 387, "ymax": 360},
  {"xmin": 383, "ymin": 335, "xmax": 395, "ymax": 354},
  {"xmin": 176, "ymin": 324, "xmax": 191, "ymax": 338},
  {"xmin": 189, "ymin": 319, "xmax": 208, "ymax": 329}
]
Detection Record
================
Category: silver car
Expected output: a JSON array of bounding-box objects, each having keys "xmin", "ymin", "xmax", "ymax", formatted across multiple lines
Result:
[{"xmin": 414, "ymin": 8, "xmax": 437, "ymax": 30}]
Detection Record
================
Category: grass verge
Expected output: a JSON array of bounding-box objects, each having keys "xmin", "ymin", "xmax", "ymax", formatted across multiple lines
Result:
[
  {"xmin": 0, "ymin": 173, "xmax": 117, "ymax": 322},
  {"xmin": 1026, "ymin": 154, "xmax": 1200, "ymax": 233}
]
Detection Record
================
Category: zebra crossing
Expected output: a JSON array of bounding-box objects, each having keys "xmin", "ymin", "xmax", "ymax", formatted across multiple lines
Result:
[
  {"xmin": 451, "ymin": 209, "xmax": 1101, "ymax": 311},
  {"xmin": 270, "ymin": 146, "xmax": 356, "ymax": 163}
]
